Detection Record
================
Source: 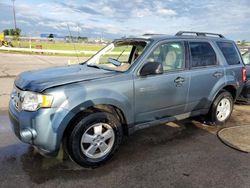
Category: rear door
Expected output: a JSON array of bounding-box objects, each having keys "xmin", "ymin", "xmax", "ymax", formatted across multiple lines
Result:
[{"xmin": 186, "ymin": 40, "xmax": 224, "ymax": 112}]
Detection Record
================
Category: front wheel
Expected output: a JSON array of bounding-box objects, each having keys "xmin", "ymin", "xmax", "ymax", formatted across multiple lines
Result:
[
  {"xmin": 208, "ymin": 91, "xmax": 234, "ymax": 125},
  {"xmin": 65, "ymin": 112, "xmax": 123, "ymax": 168}
]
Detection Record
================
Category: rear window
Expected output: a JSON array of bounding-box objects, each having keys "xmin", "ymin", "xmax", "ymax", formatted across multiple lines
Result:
[
  {"xmin": 217, "ymin": 42, "xmax": 240, "ymax": 65},
  {"xmin": 189, "ymin": 42, "xmax": 217, "ymax": 67}
]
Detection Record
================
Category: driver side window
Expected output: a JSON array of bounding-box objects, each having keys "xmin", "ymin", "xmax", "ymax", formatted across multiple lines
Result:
[{"xmin": 146, "ymin": 42, "xmax": 185, "ymax": 72}]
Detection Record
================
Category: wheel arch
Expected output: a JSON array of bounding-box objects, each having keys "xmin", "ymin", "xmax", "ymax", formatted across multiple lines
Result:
[
  {"xmin": 207, "ymin": 85, "xmax": 235, "ymax": 125},
  {"xmin": 221, "ymin": 85, "xmax": 237, "ymax": 100},
  {"xmin": 64, "ymin": 103, "xmax": 129, "ymax": 136},
  {"xmin": 59, "ymin": 101, "xmax": 130, "ymax": 151},
  {"xmin": 212, "ymin": 84, "xmax": 237, "ymax": 103},
  {"xmin": 207, "ymin": 84, "xmax": 237, "ymax": 113}
]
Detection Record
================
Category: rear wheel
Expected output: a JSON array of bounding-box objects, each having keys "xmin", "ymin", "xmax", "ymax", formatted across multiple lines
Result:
[
  {"xmin": 208, "ymin": 90, "xmax": 234, "ymax": 125},
  {"xmin": 65, "ymin": 112, "xmax": 123, "ymax": 168}
]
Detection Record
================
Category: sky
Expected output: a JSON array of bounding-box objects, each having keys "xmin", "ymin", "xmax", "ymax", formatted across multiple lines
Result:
[{"xmin": 0, "ymin": 0, "xmax": 250, "ymax": 40}]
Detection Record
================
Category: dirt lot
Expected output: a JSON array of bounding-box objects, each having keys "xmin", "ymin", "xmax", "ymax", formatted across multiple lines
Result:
[{"xmin": 0, "ymin": 53, "xmax": 250, "ymax": 187}]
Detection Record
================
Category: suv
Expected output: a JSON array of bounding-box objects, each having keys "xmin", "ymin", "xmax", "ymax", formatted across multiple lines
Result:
[
  {"xmin": 9, "ymin": 31, "xmax": 246, "ymax": 167},
  {"xmin": 237, "ymin": 50, "xmax": 250, "ymax": 103}
]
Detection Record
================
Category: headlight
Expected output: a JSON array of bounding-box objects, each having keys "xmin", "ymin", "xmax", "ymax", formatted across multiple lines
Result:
[{"xmin": 21, "ymin": 91, "xmax": 54, "ymax": 111}]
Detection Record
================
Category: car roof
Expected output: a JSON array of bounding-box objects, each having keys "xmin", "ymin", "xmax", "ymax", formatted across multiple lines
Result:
[{"xmin": 120, "ymin": 31, "xmax": 234, "ymax": 43}]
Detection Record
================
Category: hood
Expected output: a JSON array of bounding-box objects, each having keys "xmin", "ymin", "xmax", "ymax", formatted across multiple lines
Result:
[{"xmin": 15, "ymin": 64, "xmax": 117, "ymax": 92}]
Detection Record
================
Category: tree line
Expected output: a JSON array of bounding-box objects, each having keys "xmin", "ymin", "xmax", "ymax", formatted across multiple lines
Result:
[{"xmin": 3, "ymin": 28, "xmax": 21, "ymax": 37}]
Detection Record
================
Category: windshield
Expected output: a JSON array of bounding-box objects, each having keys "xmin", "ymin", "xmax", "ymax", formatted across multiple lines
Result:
[
  {"xmin": 242, "ymin": 51, "xmax": 250, "ymax": 65},
  {"xmin": 86, "ymin": 40, "xmax": 149, "ymax": 72}
]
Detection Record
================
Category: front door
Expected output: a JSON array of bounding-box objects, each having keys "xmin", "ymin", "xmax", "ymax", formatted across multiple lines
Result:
[{"xmin": 134, "ymin": 41, "xmax": 190, "ymax": 124}]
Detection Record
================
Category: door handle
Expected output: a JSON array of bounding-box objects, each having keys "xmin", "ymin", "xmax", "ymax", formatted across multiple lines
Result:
[
  {"xmin": 174, "ymin": 77, "xmax": 185, "ymax": 87},
  {"xmin": 174, "ymin": 77, "xmax": 185, "ymax": 84},
  {"xmin": 213, "ymin": 71, "xmax": 224, "ymax": 78}
]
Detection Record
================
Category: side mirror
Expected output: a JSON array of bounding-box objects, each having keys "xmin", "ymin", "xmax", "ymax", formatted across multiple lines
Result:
[{"xmin": 140, "ymin": 62, "xmax": 163, "ymax": 76}]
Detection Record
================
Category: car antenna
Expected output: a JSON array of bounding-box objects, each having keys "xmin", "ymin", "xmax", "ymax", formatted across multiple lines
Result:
[
  {"xmin": 67, "ymin": 24, "xmax": 80, "ymax": 64},
  {"xmin": 116, "ymin": 46, "xmax": 128, "ymax": 61}
]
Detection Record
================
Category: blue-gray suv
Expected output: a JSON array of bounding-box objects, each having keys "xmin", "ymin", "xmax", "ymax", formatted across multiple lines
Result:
[
  {"xmin": 9, "ymin": 31, "xmax": 247, "ymax": 167},
  {"xmin": 237, "ymin": 49, "xmax": 250, "ymax": 103}
]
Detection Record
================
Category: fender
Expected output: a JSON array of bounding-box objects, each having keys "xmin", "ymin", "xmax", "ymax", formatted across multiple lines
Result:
[
  {"xmin": 209, "ymin": 76, "xmax": 239, "ymax": 104},
  {"xmin": 53, "ymin": 93, "xmax": 133, "ymax": 149}
]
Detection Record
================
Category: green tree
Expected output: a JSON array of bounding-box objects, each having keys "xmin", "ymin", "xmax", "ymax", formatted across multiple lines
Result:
[
  {"xmin": 12, "ymin": 28, "xmax": 21, "ymax": 40},
  {"xmin": 48, "ymin": 33, "xmax": 54, "ymax": 38},
  {"xmin": 9, "ymin": 29, "xmax": 15, "ymax": 36},
  {"xmin": 48, "ymin": 33, "xmax": 54, "ymax": 41},
  {"xmin": 6, "ymin": 28, "xmax": 21, "ymax": 37},
  {"xmin": 240, "ymin": 40, "xmax": 246, "ymax": 47},
  {"xmin": 78, "ymin": 36, "xmax": 88, "ymax": 42},
  {"xmin": 14, "ymin": 28, "xmax": 21, "ymax": 37},
  {"xmin": 3, "ymin": 29, "xmax": 9, "ymax": 35}
]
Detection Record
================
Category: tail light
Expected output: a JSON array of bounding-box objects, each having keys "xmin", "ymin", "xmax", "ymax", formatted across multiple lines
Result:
[{"xmin": 242, "ymin": 67, "xmax": 246, "ymax": 82}]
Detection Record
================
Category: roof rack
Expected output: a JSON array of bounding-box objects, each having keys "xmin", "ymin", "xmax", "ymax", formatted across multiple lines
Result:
[
  {"xmin": 143, "ymin": 33, "xmax": 164, "ymax": 36},
  {"xmin": 175, "ymin": 31, "xmax": 225, "ymax": 38}
]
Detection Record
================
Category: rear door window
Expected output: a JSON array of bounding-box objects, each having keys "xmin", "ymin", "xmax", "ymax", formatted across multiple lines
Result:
[
  {"xmin": 216, "ymin": 42, "xmax": 241, "ymax": 65},
  {"xmin": 189, "ymin": 42, "xmax": 217, "ymax": 68}
]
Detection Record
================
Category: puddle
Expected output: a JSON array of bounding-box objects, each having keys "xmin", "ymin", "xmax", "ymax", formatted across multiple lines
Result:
[{"xmin": 218, "ymin": 125, "xmax": 250, "ymax": 153}]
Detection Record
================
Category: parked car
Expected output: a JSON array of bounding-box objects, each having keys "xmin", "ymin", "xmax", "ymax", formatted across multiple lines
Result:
[
  {"xmin": 9, "ymin": 31, "xmax": 246, "ymax": 168},
  {"xmin": 237, "ymin": 50, "xmax": 250, "ymax": 104}
]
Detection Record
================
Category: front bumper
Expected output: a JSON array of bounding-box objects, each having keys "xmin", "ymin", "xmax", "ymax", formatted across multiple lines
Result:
[{"xmin": 8, "ymin": 100, "xmax": 73, "ymax": 156}]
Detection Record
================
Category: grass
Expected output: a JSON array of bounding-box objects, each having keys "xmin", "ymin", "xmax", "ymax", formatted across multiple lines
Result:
[
  {"xmin": 1, "ymin": 40, "xmax": 105, "ymax": 57},
  {"xmin": 1, "ymin": 41, "xmax": 134, "ymax": 57},
  {"xmin": 2, "ymin": 40, "xmax": 249, "ymax": 57},
  {"xmin": 11, "ymin": 40, "xmax": 104, "ymax": 51},
  {"xmin": 0, "ymin": 50, "xmax": 92, "ymax": 58}
]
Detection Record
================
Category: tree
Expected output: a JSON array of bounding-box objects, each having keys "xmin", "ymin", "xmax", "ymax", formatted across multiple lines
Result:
[
  {"xmin": 9, "ymin": 29, "xmax": 15, "ymax": 36},
  {"xmin": 48, "ymin": 33, "xmax": 54, "ymax": 38},
  {"xmin": 240, "ymin": 40, "xmax": 246, "ymax": 47},
  {"xmin": 78, "ymin": 36, "xmax": 88, "ymax": 42},
  {"xmin": 12, "ymin": 28, "xmax": 21, "ymax": 40},
  {"xmin": 3, "ymin": 29, "xmax": 9, "ymax": 35},
  {"xmin": 14, "ymin": 28, "xmax": 21, "ymax": 37},
  {"xmin": 3, "ymin": 28, "xmax": 21, "ymax": 37},
  {"xmin": 48, "ymin": 33, "xmax": 54, "ymax": 41}
]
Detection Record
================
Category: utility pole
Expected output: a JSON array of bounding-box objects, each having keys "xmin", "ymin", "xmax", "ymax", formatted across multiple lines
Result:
[
  {"xmin": 77, "ymin": 23, "xmax": 80, "ymax": 38},
  {"xmin": 77, "ymin": 23, "xmax": 80, "ymax": 43},
  {"xmin": 12, "ymin": 0, "xmax": 17, "ymax": 29}
]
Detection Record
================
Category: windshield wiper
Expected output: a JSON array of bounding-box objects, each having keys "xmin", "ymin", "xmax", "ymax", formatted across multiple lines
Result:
[
  {"xmin": 87, "ymin": 64, "xmax": 118, "ymax": 72},
  {"xmin": 80, "ymin": 61, "xmax": 87, "ymax": 65},
  {"xmin": 87, "ymin": 64, "xmax": 101, "ymax": 69}
]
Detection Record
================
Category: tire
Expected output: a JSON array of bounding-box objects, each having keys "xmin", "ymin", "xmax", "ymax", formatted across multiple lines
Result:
[
  {"xmin": 65, "ymin": 112, "xmax": 123, "ymax": 168},
  {"xmin": 208, "ymin": 90, "xmax": 234, "ymax": 125}
]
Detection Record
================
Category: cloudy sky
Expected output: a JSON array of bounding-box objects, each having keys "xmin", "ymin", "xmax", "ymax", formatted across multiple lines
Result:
[{"xmin": 0, "ymin": 0, "xmax": 250, "ymax": 40}]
